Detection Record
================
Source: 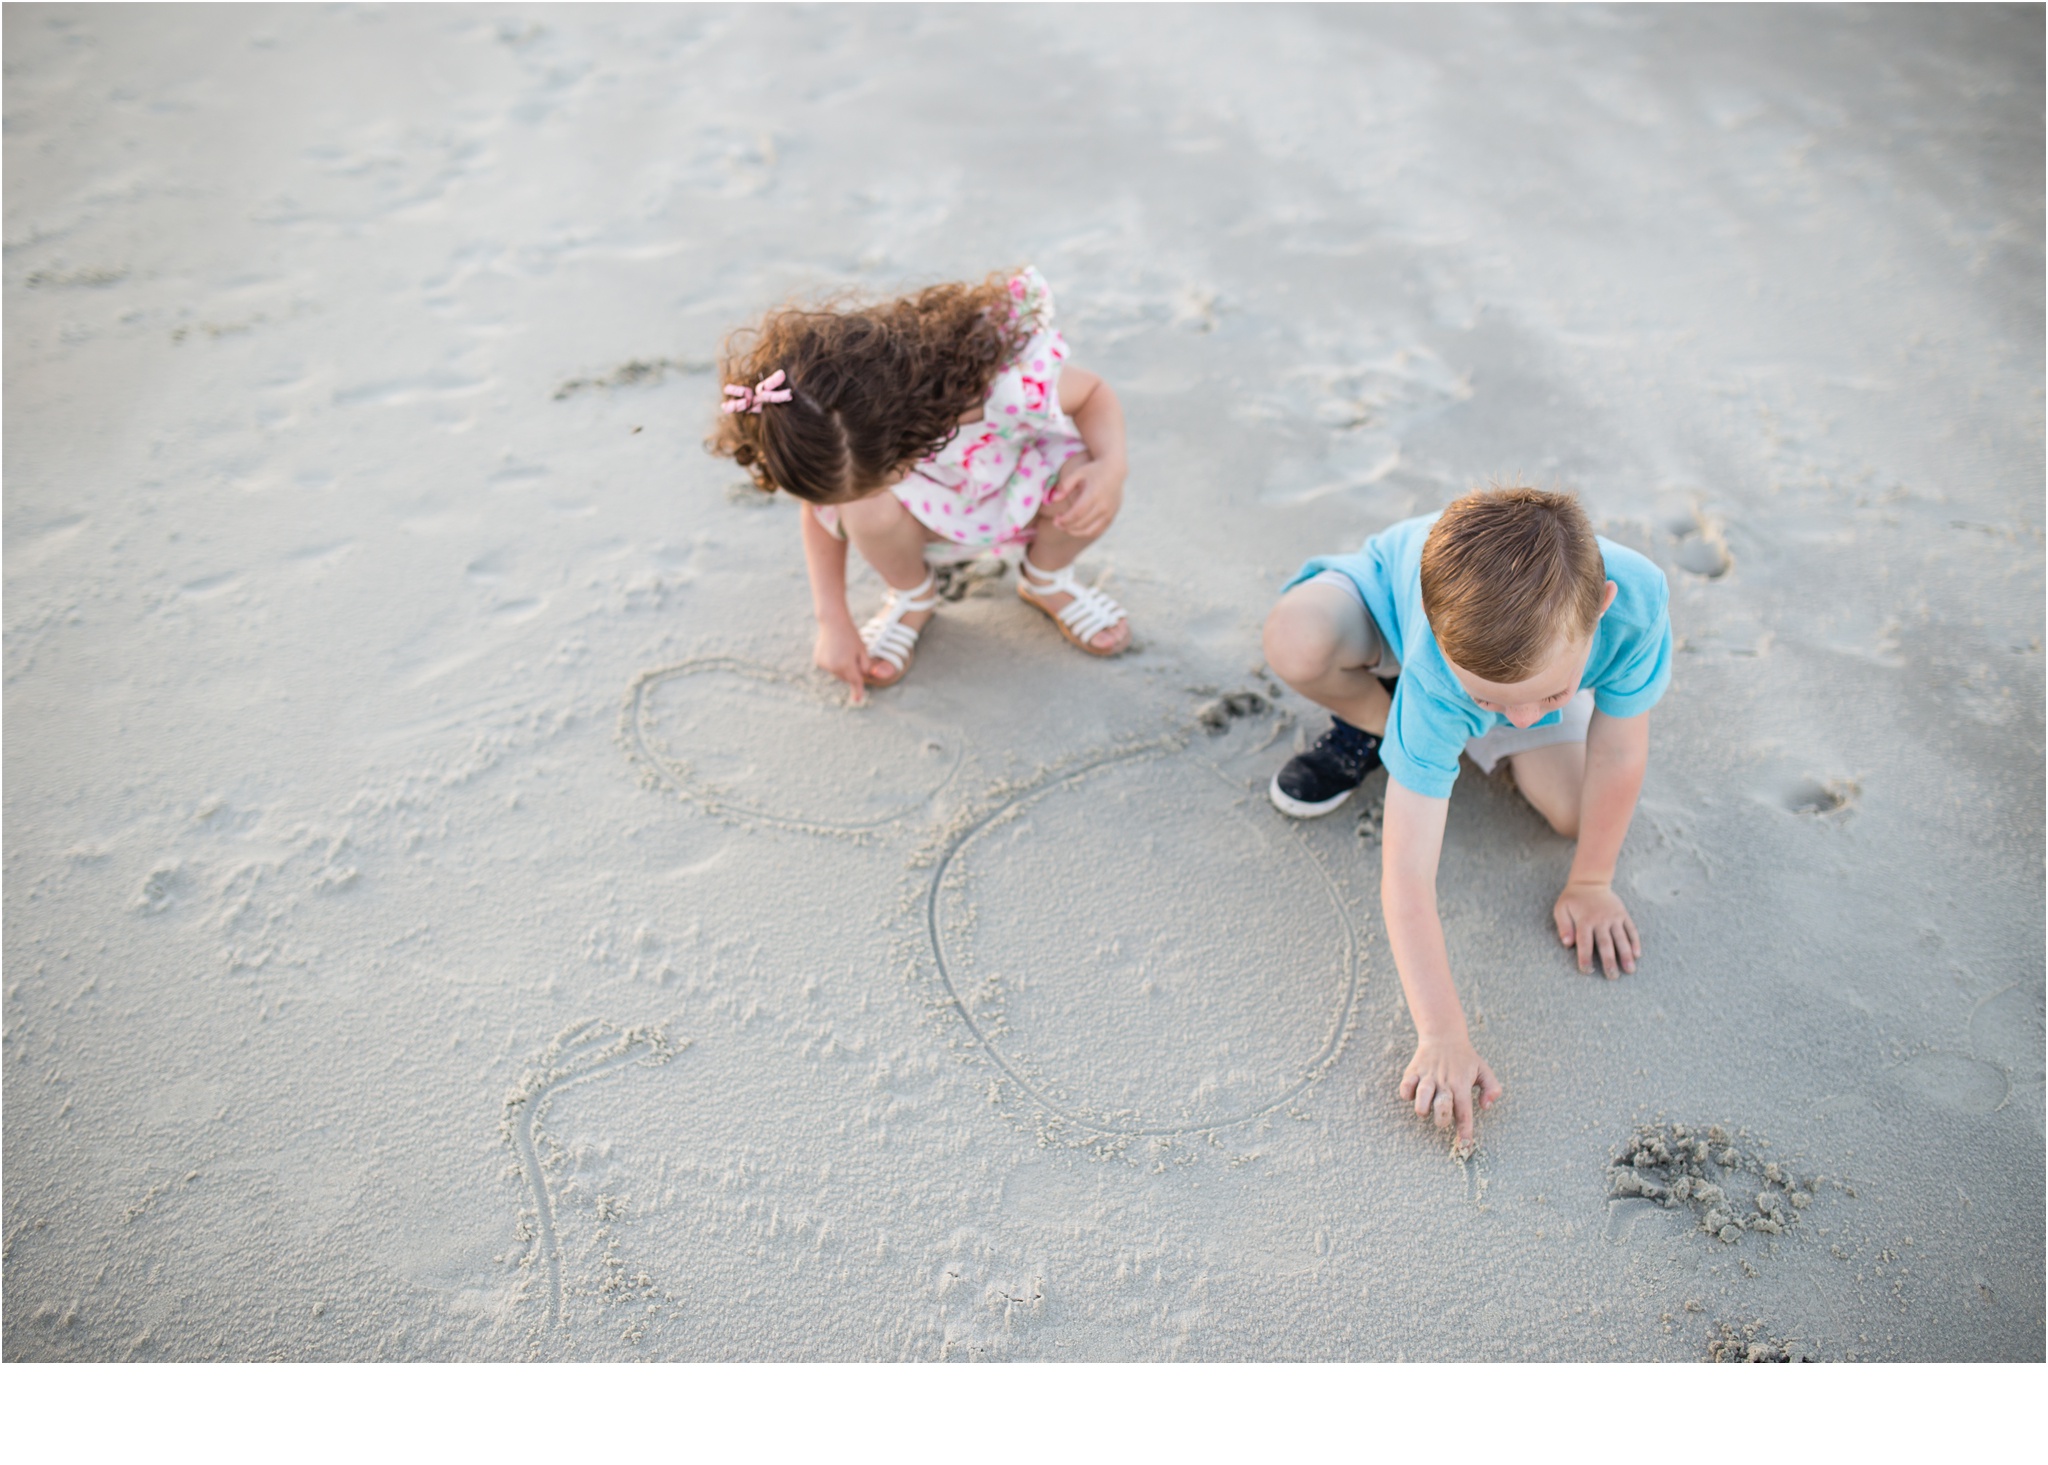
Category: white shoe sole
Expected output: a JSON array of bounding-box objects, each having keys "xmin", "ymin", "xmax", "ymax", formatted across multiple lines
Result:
[{"xmin": 1268, "ymin": 772, "xmax": 1356, "ymax": 819}]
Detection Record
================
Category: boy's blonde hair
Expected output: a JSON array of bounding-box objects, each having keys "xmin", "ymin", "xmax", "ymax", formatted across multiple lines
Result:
[{"xmin": 1420, "ymin": 483, "xmax": 1607, "ymax": 682}]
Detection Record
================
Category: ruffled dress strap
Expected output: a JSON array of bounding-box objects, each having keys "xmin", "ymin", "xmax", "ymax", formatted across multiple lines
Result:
[{"xmin": 1003, "ymin": 265, "xmax": 1058, "ymax": 337}]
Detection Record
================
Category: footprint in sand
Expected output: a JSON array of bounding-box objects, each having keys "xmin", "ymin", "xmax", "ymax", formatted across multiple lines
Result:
[
  {"xmin": 551, "ymin": 356, "xmax": 707, "ymax": 402},
  {"xmin": 622, "ymin": 658, "xmax": 963, "ymax": 836},
  {"xmin": 1627, "ymin": 805, "xmax": 1714, "ymax": 906},
  {"xmin": 1672, "ymin": 529, "xmax": 1733, "ymax": 579},
  {"xmin": 502, "ymin": 1020, "xmax": 679, "ymax": 1330},
  {"xmin": 1258, "ymin": 346, "xmax": 1472, "ymax": 506},
  {"xmin": 1780, "ymin": 776, "xmax": 1859, "ymax": 817},
  {"xmin": 1886, "ymin": 1050, "xmax": 2009, "ymax": 1115},
  {"xmin": 131, "ymin": 863, "xmax": 189, "ymax": 915},
  {"xmin": 1666, "ymin": 506, "xmax": 1735, "ymax": 579},
  {"xmin": 1970, "ymin": 985, "xmax": 2046, "ymax": 1105},
  {"xmin": 926, "ymin": 744, "xmax": 1362, "ymax": 1138}
]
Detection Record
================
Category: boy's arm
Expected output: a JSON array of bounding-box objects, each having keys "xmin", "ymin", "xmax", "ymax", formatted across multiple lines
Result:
[
  {"xmin": 1383, "ymin": 780, "xmax": 1503, "ymax": 1148},
  {"xmin": 1051, "ymin": 367, "xmax": 1126, "ymax": 538},
  {"xmin": 1554, "ymin": 709, "xmax": 1650, "ymax": 977},
  {"xmin": 798, "ymin": 503, "xmax": 870, "ymax": 702}
]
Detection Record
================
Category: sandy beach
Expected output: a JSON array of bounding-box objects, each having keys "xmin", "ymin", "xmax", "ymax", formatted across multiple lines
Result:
[{"xmin": 4, "ymin": 2, "xmax": 2041, "ymax": 1361}]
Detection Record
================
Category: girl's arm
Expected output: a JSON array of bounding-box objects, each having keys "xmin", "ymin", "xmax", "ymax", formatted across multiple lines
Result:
[
  {"xmin": 1382, "ymin": 779, "xmax": 1503, "ymax": 1149},
  {"xmin": 1051, "ymin": 367, "xmax": 1127, "ymax": 538},
  {"xmin": 1058, "ymin": 367, "xmax": 1126, "ymax": 465},
  {"xmin": 1553, "ymin": 709, "xmax": 1650, "ymax": 977},
  {"xmin": 798, "ymin": 503, "xmax": 870, "ymax": 702}
]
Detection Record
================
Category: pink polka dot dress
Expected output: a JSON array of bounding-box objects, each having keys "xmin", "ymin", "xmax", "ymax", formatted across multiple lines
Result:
[{"xmin": 897, "ymin": 268, "xmax": 1087, "ymax": 549}]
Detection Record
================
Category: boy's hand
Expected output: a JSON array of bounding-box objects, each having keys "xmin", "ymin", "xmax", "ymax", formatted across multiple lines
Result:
[
  {"xmin": 1553, "ymin": 879, "xmax": 1640, "ymax": 978},
  {"xmin": 1049, "ymin": 456, "xmax": 1125, "ymax": 539},
  {"xmin": 1399, "ymin": 1033, "xmax": 1502, "ymax": 1150},
  {"xmin": 813, "ymin": 619, "xmax": 870, "ymax": 705}
]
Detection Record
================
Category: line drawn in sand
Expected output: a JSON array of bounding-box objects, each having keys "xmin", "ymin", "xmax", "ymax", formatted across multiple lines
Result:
[
  {"xmin": 1456, "ymin": 1146, "xmax": 1492, "ymax": 1205},
  {"xmin": 502, "ymin": 1020, "xmax": 681, "ymax": 1331},
  {"xmin": 621, "ymin": 656, "xmax": 964, "ymax": 837},
  {"xmin": 923, "ymin": 741, "xmax": 1364, "ymax": 1141}
]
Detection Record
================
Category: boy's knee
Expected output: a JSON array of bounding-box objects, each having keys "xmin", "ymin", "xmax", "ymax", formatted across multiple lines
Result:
[
  {"xmin": 1505, "ymin": 747, "xmax": 1584, "ymax": 839},
  {"xmin": 1262, "ymin": 597, "xmax": 1342, "ymax": 688}
]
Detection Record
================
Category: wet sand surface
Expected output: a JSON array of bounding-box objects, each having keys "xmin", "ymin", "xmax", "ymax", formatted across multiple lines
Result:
[{"xmin": 5, "ymin": 3, "xmax": 2041, "ymax": 1360}]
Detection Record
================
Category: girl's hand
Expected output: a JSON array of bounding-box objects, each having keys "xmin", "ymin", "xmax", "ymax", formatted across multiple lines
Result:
[
  {"xmin": 1553, "ymin": 879, "xmax": 1640, "ymax": 978},
  {"xmin": 813, "ymin": 619, "xmax": 870, "ymax": 705},
  {"xmin": 1399, "ymin": 1033, "xmax": 1502, "ymax": 1151},
  {"xmin": 1050, "ymin": 456, "xmax": 1126, "ymax": 539}
]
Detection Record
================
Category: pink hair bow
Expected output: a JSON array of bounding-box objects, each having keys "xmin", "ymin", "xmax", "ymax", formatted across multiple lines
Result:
[{"xmin": 722, "ymin": 369, "xmax": 793, "ymax": 414}]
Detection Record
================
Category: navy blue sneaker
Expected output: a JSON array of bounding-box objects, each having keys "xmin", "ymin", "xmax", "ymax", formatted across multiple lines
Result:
[{"xmin": 1270, "ymin": 718, "xmax": 1383, "ymax": 818}]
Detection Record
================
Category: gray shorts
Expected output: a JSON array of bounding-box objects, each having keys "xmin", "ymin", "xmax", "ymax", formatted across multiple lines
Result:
[{"xmin": 1308, "ymin": 570, "xmax": 1594, "ymax": 775}]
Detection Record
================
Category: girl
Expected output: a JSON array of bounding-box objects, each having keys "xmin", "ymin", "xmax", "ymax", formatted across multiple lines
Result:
[{"xmin": 711, "ymin": 268, "xmax": 1131, "ymax": 702}]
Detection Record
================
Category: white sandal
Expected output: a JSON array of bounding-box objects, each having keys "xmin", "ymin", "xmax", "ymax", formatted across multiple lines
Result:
[
  {"xmin": 1017, "ymin": 556, "xmax": 1129, "ymax": 657},
  {"xmin": 860, "ymin": 569, "xmax": 941, "ymax": 687}
]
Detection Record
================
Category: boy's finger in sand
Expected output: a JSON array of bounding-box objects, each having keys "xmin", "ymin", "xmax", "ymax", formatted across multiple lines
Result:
[
  {"xmin": 1401, "ymin": 1040, "xmax": 1502, "ymax": 1148},
  {"xmin": 1453, "ymin": 1063, "xmax": 1503, "ymax": 1148},
  {"xmin": 1415, "ymin": 1080, "xmax": 1474, "ymax": 1147}
]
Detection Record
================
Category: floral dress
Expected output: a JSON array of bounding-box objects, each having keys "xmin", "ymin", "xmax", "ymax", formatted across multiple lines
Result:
[{"xmin": 818, "ymin": 268, "xmax": 1087, "ymax": 550}]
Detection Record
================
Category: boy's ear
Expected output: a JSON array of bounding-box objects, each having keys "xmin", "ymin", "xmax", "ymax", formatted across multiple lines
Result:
[{"xmin": 1598, "ymin": 580, "xmax": 1619, "ymax": 617}]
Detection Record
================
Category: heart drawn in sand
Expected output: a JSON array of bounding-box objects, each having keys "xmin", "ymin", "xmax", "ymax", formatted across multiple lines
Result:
[
  {"xmin": 927, "ymin": 744, "xmax": 1363, "ymax": 1138},
  {"xmin": 623, "ymin": 658, "xmax": 964, "ymax": 836}
]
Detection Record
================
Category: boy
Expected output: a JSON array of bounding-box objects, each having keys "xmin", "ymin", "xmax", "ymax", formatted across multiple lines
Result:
[{"xmin": 1261, "ymin": 485, "xmax": 1672, "ymax": 1149}]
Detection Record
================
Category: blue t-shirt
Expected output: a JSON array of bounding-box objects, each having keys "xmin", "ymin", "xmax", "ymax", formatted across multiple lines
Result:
[{"xmin": 1288, "ymin": 514, "xmax": 1671, "ymax": 799}]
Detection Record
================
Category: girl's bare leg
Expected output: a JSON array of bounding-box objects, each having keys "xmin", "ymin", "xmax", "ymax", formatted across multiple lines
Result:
[
  {"xmin": 1505, "ymin": 741, "xmax": 1585, "ymax": 838},
  {"xmin": 1260, "ymin": 580, "xmax": 1393, "ymax": 735},
  {"xmin": 840, "ymin": 490, "xmax": 937, "ymax": 588},
  {"xmin": 1021, "ymin": 475, "xmax": 1129, "ymax": 653},
  {"xmin": 839, "ymin": 490, "xmax": 943, "ymax": 685}
]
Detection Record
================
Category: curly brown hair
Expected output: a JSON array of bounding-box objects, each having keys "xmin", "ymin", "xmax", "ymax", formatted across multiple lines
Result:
[{"xmin": 709, "ymin": 273, "xmax": 1030, "ymax": 504}]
